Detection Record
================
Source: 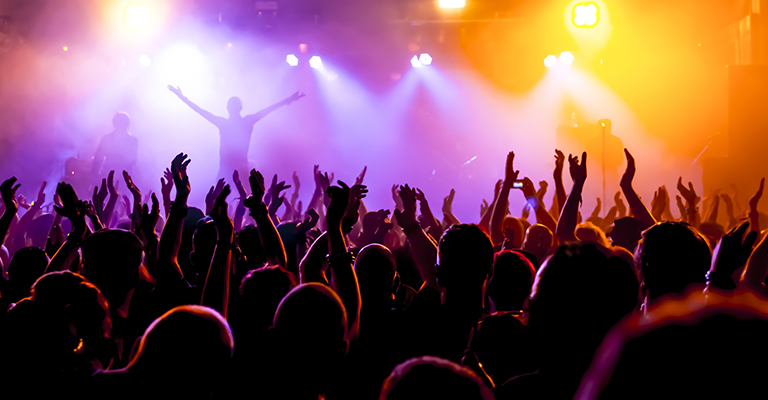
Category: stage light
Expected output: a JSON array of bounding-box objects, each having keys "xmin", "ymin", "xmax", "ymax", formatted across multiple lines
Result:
[
  {"xmin": 419, "ymin": 53, "xmax": 433, "ymax": 66},
  {"xmin": 544, "ymin": 55, "xmax": 557, "ymax": 68},
  {"xmin": 411, "ymin": 56, "xmax": 424, "ymax": 68},
  {"xmin": 309, "ymin": 56, "xmax": 323, "ymax": 69},
  {"xmin": 439, "ymin": 0, "xmax": 466, "ymax": 9},
  {"xmin": 62, "ymin": 46, "xmax": 68, "ymax": 51},
  {"xmin": 572, "ymin": 2, "xmax": 599, "ymax": 28},
  {"xmin": 286, "ymin": 54, "xmax": 299, "ymax": 67},
  {"xmin": 124, "ymin": 4, "xmax": 150, "ymax": 28},
  {"xmin": 560, "ymin": 51, "xmax": 574, "ymax": 65}
]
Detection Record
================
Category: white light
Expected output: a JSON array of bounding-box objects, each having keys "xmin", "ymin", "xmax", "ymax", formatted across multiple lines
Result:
[
  {"xmin": 124, "ymin": 4, "xmax": 150, "ymax": 28},
  {"xmin": 544, "ymin": 55, "xmax": 558, "ymax": 68},
  {"xmin": 411, "ymin": 56, "xmax": 424, "ymax": 68},
  {"xmin": 419, "ymin": 53, "xmax": 433, "ymax": 66},
  {"xmin": 439, "ymin": 0, "xmax": 466, "ymax": 9},
  {"xmin": 309, "ymin": 56, "xmax": 323, "ymax": 69},
  {"xmin": 560, "ymin": 51, "xmax": 574, "ymax": 65},
  {"xmin": 286, "ymin": 54, "xmax": 299, "ymax": 67},
  {"xmin": 139, "ymin": 54, "xmax": 152, "ymax": 67},
  {"xmin": 158, "ymin": 44, "xmax": 206, "ymax": 90}
]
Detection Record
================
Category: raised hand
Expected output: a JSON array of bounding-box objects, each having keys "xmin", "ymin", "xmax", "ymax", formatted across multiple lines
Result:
[
  {"xmin": 536, "ymin": 181, "xmax": 548, "ymax": 201},
  {"xmin": 286, "ymin": 91, "xmax": 306, "ymax": 104},
  {"xmin": 17, "ymin": 195, "xmax": 29, "ymax": 210},
  {"xmin": 676, "ymin": 195, "xmax": 686, "ymax": 220},
  {"xmin": 161, "ymin": 168, "xmax": 174, "ymax": 197},
  {"xmin": 167, "ymin": 85, "xmax": 183, "ymax": 97},
  {"xmin": 93, "ymin": 178, "xmax": 107, "ymax": 209},
  {"xmin": 245, "ymin": 169, "xmax": 266, "ymax": 206},
  {"xmin": 503, "ymin": 152, "xmax": 520, "ymax": 188},
  {"xmin": 591, "ymin": 198, "xmax": 602, "ymax": 220},
  {"xmin": 677, "ymin": 177, "xmax": 700, "ymax": 208},
  {"xmin": 210, "ymin": 185, "xmax": 233, "ymax": 238},
  {"xmin": 326, "ymin": 181, "xmax": 351, "ymax": 228},
  {"xmin": 554, "ymin": 149, "xmax": 565, "ymax": 177},
  {"xmin": 620, "ymin": 149, "xmax": 635, "ymax": 189},
  {"xmin": 318, "ymin": 171, "xmax": 332, "ymax": 193},
  {"xmin": 392, "ymin": 184, "xmax": 404, "ymax": 211},
  {"xmin": 141, "ymin": 193, "xmax": 160, "ymax": 234},
  {"xmin": 292, "ymin": 171, "xmax": 301, "ymax": 193},
  {"xmin": 343, "ymin": 183, "xmax": 368, "ymax": 232},
  {"xmin": 651, "ymin": 186, "xmax": 668, "ymax": 221},
  {"xmin": 355, "ymin": 166, "xmax": 367, "ymax": 186},
  {"xmin": 123, "ymin": 170, "xmax": 142, "ymax": 216},
  {"xmin": 206, "ymin": 178, "xmax": 226, "ymax": 215},
  {"xmin": 53, "ymin": 182, "xmax": 81, "ymax": 220},
  {"xmin": 394, "ymin": 184, "xmax": 418, "ymax": 228},
  {"xmin": 480, "ymin": 199, "xmax": 490, "ymax": 217},
  {"xmin": 33, "ymin": 181, "xmax": 46, "ymax": 207},
  {"xmin": 568, "ymin": 152, "xmax": 588, "ymax": 185},
  {"xmin": 170, "ymin": 153, "xmax": 191, "ymax": 202},
  {"xmin": 708, "ymin": 221, "xmax": 758, "ymax": 290},
  {"xmin": 297, "ymin": 208, "xmax": 320, "ymax": 237},
  {"xmin": 442, "ymin": 188, "xmax": 456, "ymax": 216},
  {"xmin": 268, "ymin": 174, "xmax": 292, "ymax": 216},
  {"xmin": 1, "ymin": 177, "xmax": 20, "ymax": 215},
  {"xmin": 231, "ymin": 170, "xmax": 246, "ymax": 199}
]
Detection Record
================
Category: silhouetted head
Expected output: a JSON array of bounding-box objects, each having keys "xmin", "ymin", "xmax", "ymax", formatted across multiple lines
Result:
[
  {"xmin": 577, "ymin": 290, "xmax": 768, "ymax": 400},
  {"xmin": 698, "ymin": 222, "xmax": 725, "ymax": 251},
  {"xmin": 634, "ymin": 221, "xmax": 710, "ymax": 301},
  {"xmin": 355, "ymin": 244, "xmax": 397, "ymax": 308},
  {"xmin": 227, "ymin": 96, "xmax": 243, "ymax": 116},
  {"xmin": 128, "ymin": 305, "xmax": 233, "ymax": 390},
  {"xmin": 528, "ymin": 243, "xmax": 638, "ymax": 365},
  {"xmin": 81, "ymin": 229, "xmax": 143, "ymax": 309},
  {"xmin": 271, "ymin": 283, "xmax": 348, "ymax": 394},
  {"xmin": 464, "ymin": 313, "xmax": 530, "ymax": 384},
  {"xmin": 576, "ymin": 221, "xmax": 611, "ymax": 247},
  {"xmin": 609, "ymin": 217, "xmax": 645, "ymax": 252},
  {"xmin": 523, "ymin": 224, "xmax": 554, "ymax": 266},
  {"xmin": 237, "ymin": 264, "xmax": 297, "ymax": 329},
  {"xmin": 487, "ymin": 250, "xmax": 535, "ymax": 311},
  {"xmin": 8, "ymin": 246, "xmax": 50, "ymax": 302},
  {"xmin": 437, "ymin": 224, "xmax": 494, "ymax": 295},
  {"xmin": 5, "ymin": 271, "xmax": 111, "ymax": 375},
  {"xmin": 380, "ymin": 356, "xmax": 494, "ymax": 400},
  {"xmin": 239, "ymin": 225, "xmax": 266, "ymax": 267},
  {"xmin": 112, "ymin": 112, "xmax": 131, "ymax": 131}
]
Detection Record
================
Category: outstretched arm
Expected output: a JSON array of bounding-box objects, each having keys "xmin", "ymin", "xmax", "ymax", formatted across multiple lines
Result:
[
  {"xmin": 620, "ymin": 149, "xmax": 656, "ymax": 229},
  {"xmin": 490, "ymin": 152, "xmax": 519, "ymax": 247},
  {"xmin": 556, "ymin": 152, "xmax": 587, "ymax": 243},
  {"xmin": 168, "ymin": 85, "xmax": 226, "ymax": 126},
  {"xmin": 244, "ymin": 92, "xmax": 305, "ymax": 124}
]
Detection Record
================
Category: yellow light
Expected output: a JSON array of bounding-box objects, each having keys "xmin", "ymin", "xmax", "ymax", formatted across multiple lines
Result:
[
  {"xmin": 573, "ymin": 2, "xmax": 599, "ymax": 28},
  {"xmin": 439, "ymin": 0, "xmax": 466, "ymax": 9},
  {"xmin": 124, "ymin": 4, "xmax": 150, "ymax": 28},
  {"xmin": 62, "ymin": 46, "xmax": 68, "ymax": 51}
]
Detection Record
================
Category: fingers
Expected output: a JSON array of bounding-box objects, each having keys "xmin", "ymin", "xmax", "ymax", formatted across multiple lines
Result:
[{"xmin": 581, "ymin": 151, "xmax": 587, "ymax": 166}]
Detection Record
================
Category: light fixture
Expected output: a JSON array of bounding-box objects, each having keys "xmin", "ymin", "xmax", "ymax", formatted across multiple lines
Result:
[
  {"xmin": 572, "ymin": 2, "xmax": 599, "ymax": 28},
  {"xmin": 286, "ymin": 54, "xmax": 299, "ymax": 67}
]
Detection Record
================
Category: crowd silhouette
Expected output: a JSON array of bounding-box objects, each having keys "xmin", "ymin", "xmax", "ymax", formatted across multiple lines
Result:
[{"xmin": 2, "ymin": 121, "xmax": 768, "ymax": 399}]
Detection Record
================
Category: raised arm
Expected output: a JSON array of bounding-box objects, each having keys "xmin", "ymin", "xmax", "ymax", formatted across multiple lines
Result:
[
  {"xmin": 552, "ymin": 149, "xmax": 567, "ymax": 219},
  {"xmin": 243, "ymin": 170, "xmax": 287, "ymax": 268},
  {"xmin": 244, "ymin": 91, "xmax": 305, "ymax": 124},
  {"xmin": 517, "ymin": 177, "xmax": 557, "ymax": 235},
  {"xmin": 157, "ymin": 153, "xmax": 191, "ymax": 281},
  {"xmin": 749, "ymin": 178, "xmax": 764, "ymax": 234},
  {"xmin": 556, "ymin": 152, "xmax": 587, "ymax": 243},
  {"xmin": 620, "ymin": 149, "xmax": 656, "ymax": 229},
  {"xmin": 325, "ymin": 181, "xmax": 362, "ymax": 339},
  {"xmin": 490, "ymin": 152, "xmax": 519, "ymax": 246},
  {"xmin": 394, "ymin": 184, "xmax": 439, "ymax": 290},
  {"xmin": 168, "ymin": 85, "xmax": 226, "ymax": 126},
  {"xmin": 201, "ymin": 185, "xmax": 233, "ymax": 318}
]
